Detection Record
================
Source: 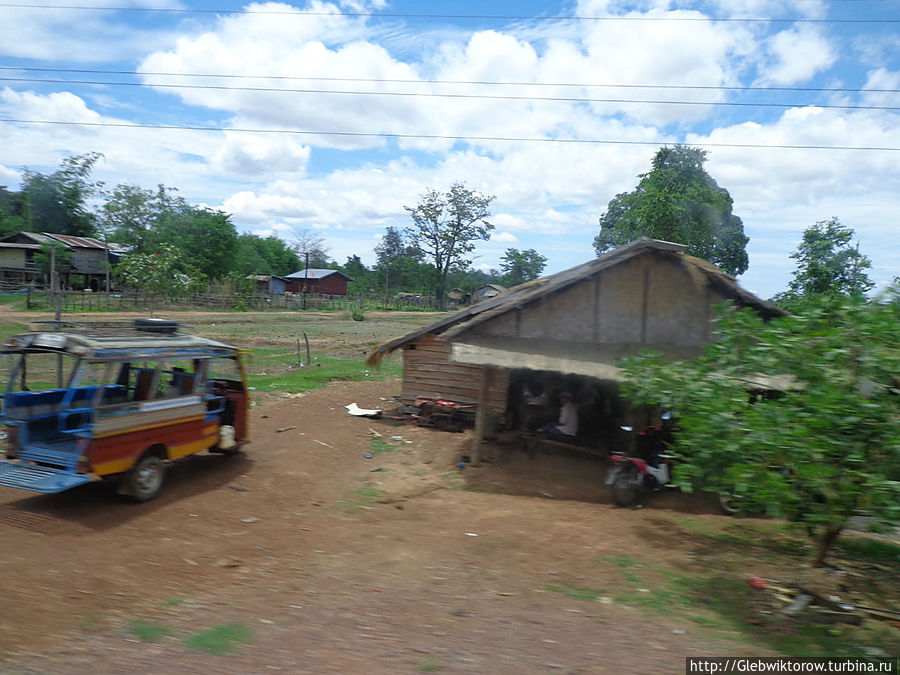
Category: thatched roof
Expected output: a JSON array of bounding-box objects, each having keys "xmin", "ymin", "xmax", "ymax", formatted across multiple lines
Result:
[{"xmin": 365, "ymin": 238, "xmax": 786, "ymax": 367}]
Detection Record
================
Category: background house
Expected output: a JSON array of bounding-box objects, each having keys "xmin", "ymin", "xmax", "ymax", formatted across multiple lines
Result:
[
  {"xmin": 247, "ymin": 274, "xmax": 288, "ymax": 295},
  {"xmin": 0, "ymin": 232, "xmax": 122, "ymax": 290},
  {"xmin": 368, "ymin": 238, "xmax": 787, "ymax": 459},
  {"xmin": 285, "ymin": 269, "xmax": 354, "ymax": 296},
  {"xmin": 0, "ymin": 241, "xmax": 41, "ymax": 287},
  {"xmin": 470, "ymin": 283, "xmax": 506, "ymax": 304}
]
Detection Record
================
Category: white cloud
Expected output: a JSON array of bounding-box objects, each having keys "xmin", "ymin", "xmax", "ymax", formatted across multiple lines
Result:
[
  {"xmin": 757, "ymin": 26, "xmax": 836, "ymax": 85},
  {"xmin": 491, "ymin": 231, "xmax": 518, "ymax": 243},
  {"xmin": 0, "ymin": 0, "xmax": 184, "ymax": 62}
]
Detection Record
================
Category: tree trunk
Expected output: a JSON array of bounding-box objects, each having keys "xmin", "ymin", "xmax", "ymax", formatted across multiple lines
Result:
[{"xmin": 813, "ymin": 525, "xmax": 843, "ymax": 567}]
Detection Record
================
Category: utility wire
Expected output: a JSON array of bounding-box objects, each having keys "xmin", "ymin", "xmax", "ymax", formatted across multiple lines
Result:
[
  {"xmin": 4, "ymin": 76, "xmax": 897, "ymax": 111},
  {"xmin": 2, "ymin": 66, "xmax": 898, "ymax": 95},
  {"xmin": 0, "ymin": 3, "xmax": 897, "ymax": 23},
  {"xmin": 2, "ymin": 118, "xmax": 898, "ymax": 152}
]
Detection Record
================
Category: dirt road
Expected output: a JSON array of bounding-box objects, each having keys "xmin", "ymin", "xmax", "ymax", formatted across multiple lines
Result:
[{"xmin": 1, "ymin": 379, "xmax": 754, "ymax": 673}]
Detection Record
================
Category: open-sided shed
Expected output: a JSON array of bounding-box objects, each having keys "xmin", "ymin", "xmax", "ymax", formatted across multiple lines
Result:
[{"xmin": 367, "ymin": 238, "xmax": 786, "ymax": 459}]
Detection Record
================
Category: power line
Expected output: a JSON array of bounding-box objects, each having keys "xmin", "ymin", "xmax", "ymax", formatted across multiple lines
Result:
[
  {"xmin": 2, "ymin": 117, "xmax": 898, "ymax": 152},
  {"xmin": 4, "ymin": 76, "xmax": 898, "ymax": 111},
  {"xmin": 2, "ymin": 66, "xmax": 898, "ymax": 95},
  {"xmin": 0, "ymin": 3, "xmax": 897, "ymax": 23}
]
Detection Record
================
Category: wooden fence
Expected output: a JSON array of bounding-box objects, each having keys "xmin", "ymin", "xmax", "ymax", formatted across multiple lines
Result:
[{"xmin": 24, "ymin": 290, "xmax": 446, "ymax": 313}]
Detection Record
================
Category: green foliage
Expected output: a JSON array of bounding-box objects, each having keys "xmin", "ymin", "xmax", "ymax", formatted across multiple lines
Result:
[
  {"xmin": 116, "ymin": 243, "xmax": 203, "ymax": 300},
  {"xmin": 32, "ymin": 241, "xmax": 73, "ymax": 278},
  {"xmin": 775, "ymin": 218, "xmax": 873, "ymax": 309},
  {"xmin": 233, "ymin": 234, "xmax": 300, "ymax": 277},
  {"xmin": 351, "ymin": 308, "xmax": 366, "ymax": 321},
  {"xmin": 0, "ymin": 186, "xmax": 26, "ymax": 236},
  {"xmin": 19, "ymin": 153, "xmax": 103, "ymax": 237},
  {"xmin": 594, "ymin": 146, "xmax": 749, "ymax": 275},
  {"xmin": 622, "ymin": 293, "xmax": 900, "ymax": 565},
  {"xmin": 499, "ymin": 247, "xmax": 547, "ymax": 286},
  {"xmin": 374, "ymin": 226, "xmax": 433, "ymax": 294},
  {"xmin": 405, "ymin": 182, "xmax": 495, "ymax": 306}
]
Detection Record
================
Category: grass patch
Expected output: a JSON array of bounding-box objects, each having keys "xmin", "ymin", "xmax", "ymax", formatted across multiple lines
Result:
[
  {"xmin": 836, "ymin": 536, "xmax": 900, "ymax": 562},
  {"xmin": 162, "ymin": 595, "xmax": 187, "ymax": 608},
  {"xmin": 337, "ymin": 485, "xmax": 383, "ymax": 513},
  {"xmin": 184, "ymin": 622, "xmax": 253, "ymax": 655},
  {"xmin": 545, "ymin": 584, "xmax": 608, "ymax": 602},
  {"xmin": 416, "ymin": 656, "xmax": 441, "ymax": 671},
  {"xmin": 369, "ymin": 437, "xmax": 400, "ymax": 454},
  {"xmin": 245, "ymin": 352, "xmax": 401, "ymax": 394},
  {"xmin": 127, "ymin": 620, "xmax": 174, "ymax": 642}
]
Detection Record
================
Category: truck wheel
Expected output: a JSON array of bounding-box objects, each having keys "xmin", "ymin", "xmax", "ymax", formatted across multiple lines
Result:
[
  {"xmin": 125, "ymin": 454, "xmax": 165, "ymax": 502},
  {"xmin": 612, "ymin": 463, "xmax": 640, "ymax": 507}
]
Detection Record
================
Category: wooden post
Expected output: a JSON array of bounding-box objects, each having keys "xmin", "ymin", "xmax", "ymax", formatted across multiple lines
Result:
[{"xmin": 470, "ymin": 366, "xmax": 495, "ymax": 467}]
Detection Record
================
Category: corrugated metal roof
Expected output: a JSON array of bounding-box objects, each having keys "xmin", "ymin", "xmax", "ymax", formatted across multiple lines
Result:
[
  {"xmin": 285, "ymin": 268, "xmax": 354, "ymax": 281},
  {"xmin": 366, "ymin": 237, "xmax": 787, "ymax": 366},
  {"xmin": 5, "ymin": 232, "xmax": 120, "ymax": 251}
]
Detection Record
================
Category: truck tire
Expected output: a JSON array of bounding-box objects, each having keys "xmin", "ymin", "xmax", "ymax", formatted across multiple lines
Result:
[{"xmin": 124, "ymin": 454, "xmax": 165, "ymax": 502}]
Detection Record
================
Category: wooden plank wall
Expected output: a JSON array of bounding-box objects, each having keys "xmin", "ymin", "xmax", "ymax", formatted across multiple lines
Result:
[{"xmin": 402, "ymin": 333, "xmax": 509, "ymax": 414}]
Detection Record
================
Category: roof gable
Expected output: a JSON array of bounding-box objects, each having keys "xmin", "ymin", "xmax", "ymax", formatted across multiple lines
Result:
[{"xmin": 366, "ymin": 238, "xmax": 786, "ymax": 366}]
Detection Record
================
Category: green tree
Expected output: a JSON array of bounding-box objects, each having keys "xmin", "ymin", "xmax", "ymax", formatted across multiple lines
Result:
[
  {"xmin": 20, "ymin": 153, "xmax": 103, "ymax": 237},
  {"xmin": 341, "ymin": 254, "xmax": 372, "ymax": 294},
  {"xmin": 101, "ymin": 184, "xmax": 179, "ymax": 253},
  {"xmin": 622, "ymin": 295, "xmax": 900, "ymax": 566},
  {"xmin": 405, "ymin": 182, "xmax": 495, "ymax": 307},
  {"xmin": 33, "ymin": 241, "xmax": 73, "ymax": 284},
  {"xmin": 0, "ymin": 186, "xmax": 26, "ymax": 236},
  {"xmin": 373, "ymin": 226, "xmax": 430, "ymax": 293},
  {"xmin": 783, "ymin": 218, "xmax": 873, "ymax": 302},
  {"xmin": 155, "ymin": 206, "xmax": 238, "ymax": 281},
  {"xmin": 499, "ymin": 248, "xmax": 547, "ymax": 286},
  {"xmin": 593, "ymin": 146, "xmax": 749, "ymax": 275},
  {"xmin": 233, "ymin": 234, "xmax": 299, "ymax": 276},
  {"xmin": 116, "ymin": 243, "xmax": 200, "ymax": 300},
  {"xmin": 101, "ymin": 183, "xmax": 238, "ymax": 280}
]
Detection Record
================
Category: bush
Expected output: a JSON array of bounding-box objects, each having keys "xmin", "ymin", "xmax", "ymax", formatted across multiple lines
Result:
[{"xmin": 351, "ymin": 309, "xmax": 366, "ymax": 321}]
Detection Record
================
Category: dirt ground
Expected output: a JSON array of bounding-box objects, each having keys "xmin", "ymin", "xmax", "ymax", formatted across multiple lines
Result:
[{"xmin": 0, "ymin": 376, "xmax": 770, "ymax": 674}]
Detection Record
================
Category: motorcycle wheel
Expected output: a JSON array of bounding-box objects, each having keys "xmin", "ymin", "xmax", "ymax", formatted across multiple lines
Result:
[
  {"xmin": 718, "ymin": 489, "xmax": 741, "ymax": 515},
  {"xmin": 612, "ymin": 463, "xmax": 641, "ymax": 507}
]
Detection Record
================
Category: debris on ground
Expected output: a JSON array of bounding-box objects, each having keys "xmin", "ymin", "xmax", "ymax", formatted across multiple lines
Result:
[{"xmin": 345, "ymin": 403, "xmax": 382, "ymax": 418}]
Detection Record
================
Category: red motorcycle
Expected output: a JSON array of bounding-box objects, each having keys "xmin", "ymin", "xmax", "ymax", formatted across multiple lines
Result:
[{"xmin": 606, "ymin": 416, "xmax": 673, "ymax": 507}]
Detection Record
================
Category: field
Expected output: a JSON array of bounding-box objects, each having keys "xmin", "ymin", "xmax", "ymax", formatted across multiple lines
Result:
[{"xmin": 0, "ymin": 306, "xmax": 897, "ymax": 673}]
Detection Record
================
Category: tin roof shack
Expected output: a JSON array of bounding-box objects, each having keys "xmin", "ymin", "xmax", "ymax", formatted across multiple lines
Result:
[
  {"xmin": 0, "ymin": 232, "xmax": 122, "ymax": 290},
  {"xmin": 0, "ymin": 241, "xmax": 41, "ymax": 286},
  {"xmin": 368, "ymin": 238, "xmax": 786, "ymax": 463},
  {"xmin": 247, "ymin": 274, "xmax": 288, "ymax": 295},
  {"xmin": 285, "ymin": 269, "xmax": 353, "ymax": 296}
]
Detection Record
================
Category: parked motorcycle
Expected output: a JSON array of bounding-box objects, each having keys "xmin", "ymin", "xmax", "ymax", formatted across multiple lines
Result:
[{"xmin": 606, "ymin": 416, "xmax": 673, "ymax": 507}]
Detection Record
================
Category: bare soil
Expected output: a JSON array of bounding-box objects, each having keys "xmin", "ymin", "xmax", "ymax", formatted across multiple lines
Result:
[{"xmin": 0, "ymin": 377, "xmax": 758, "ymax": 674}]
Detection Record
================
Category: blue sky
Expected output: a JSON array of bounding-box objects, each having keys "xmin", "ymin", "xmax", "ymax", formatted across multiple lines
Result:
[{"xmin": 1, "ymin": 0, "xmax": 898, "ymax": 298}]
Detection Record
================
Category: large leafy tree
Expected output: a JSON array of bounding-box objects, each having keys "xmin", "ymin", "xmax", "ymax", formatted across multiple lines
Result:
[
  {"xmin": 101, "ymin": 183, "xmax": 238, "ymax": 280},
  {"xmin": 0, "ymin": 186, "xmax": 26, "ymax": 236},
  {"xmin": 405, "ymin": 182, "xmax": 495, "ymax": 307},
  {"xmin": 155, "ymin": 206, "xmax": 237, "ymax": 281},
  {"xmin": 233, "ymin": 234, "xmax": 300, "ymax": 276},
  {"xmin": 373, "ymin": 226, "xmax": 430, "ymax": 293},
  {"xmin": 500, "ymin": 248, "xmax": 547, "ymax": 286},
  {"xmin": 20, "ymin": 153, "xmax": 104, "ymax": 237},
  {"xmin": 783, "ymin": 217, "xmax": 873, "ymax": 302},
  {"xmin": 622, "ymin": 295, "xmax": 900, "ymax": 566},
  {"xmin": 594, "ymin": 146, "xmax": 749, "ymax": 276},
  {"xmin": 101, "ymin": 184, "xmax": 179, "ymax": 253}
]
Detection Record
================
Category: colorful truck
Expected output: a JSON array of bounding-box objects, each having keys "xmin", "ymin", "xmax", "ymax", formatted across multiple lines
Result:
[{"xmin": 0, "ymin": 319, "xmax": 249, "ymax": 501}]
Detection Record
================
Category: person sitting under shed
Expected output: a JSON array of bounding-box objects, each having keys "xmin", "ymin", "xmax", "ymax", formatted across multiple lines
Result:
[{"xmin": 538, "ymin": 391, "xmax": 579, "ymax": 437}]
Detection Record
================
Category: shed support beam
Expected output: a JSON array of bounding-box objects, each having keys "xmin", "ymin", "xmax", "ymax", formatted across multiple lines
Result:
[{"xmin": 470, "ymin": 366, "xmax": 496, "ymax": 466}]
